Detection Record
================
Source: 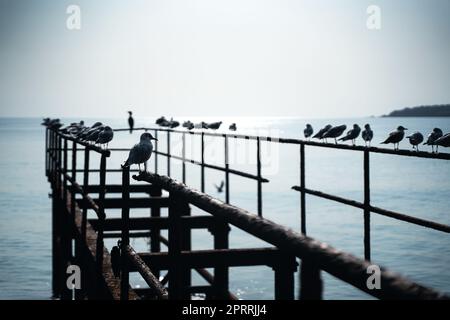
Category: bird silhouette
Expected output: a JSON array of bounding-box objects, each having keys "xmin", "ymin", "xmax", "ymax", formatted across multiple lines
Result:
[
  {"xmin": 339, "ymin": 124, "xmax": 361, "ymax": 146},
  {"xmin": 229, "ymin": 123, "xmax": 237, "ymax": 131},
  {"xmin": 323, "ymin": 125, "xmax": 347, "ymax": 144},
  {"xmin": 124, "ymin": 132, "xmax": 158, "ymax": 172},
  {"xmin": 207, "ymin": 122, "xmax": 222, "ymax": 130},
  {"xmin": 361, "ymin": 124, "xmax": 373, "ymax": 147},
  {"xmin": 303, "ymin": 124, "xmax": 313, "ymax": 140},
  {"xmin": 423, "ymin": 128, "xmax": 443, "ymax": 153},
  {"xmin": 214, "ymin": 181, "xmax": 225, "ymax": 193},
  {"xmin": 96, "ymin": 126, "xmax": 114, "ymax": 149},
  {"xmin": 406, "ymin": 132, "xmax": 424, "ymax": 151},
  {"xmin": 434, "ymin": 133, "xmax": 450, "ymax": 149},
  {"xmin": 313, "ymin": 124, "xmax": 332, "ymax": 143},
  {"xmin": 128, "ymin": 111, "xmax": 134, "ymax": 134},
  {"xmin": 381, "ymin": 126, "xmax": 407, "ymax": 150}
]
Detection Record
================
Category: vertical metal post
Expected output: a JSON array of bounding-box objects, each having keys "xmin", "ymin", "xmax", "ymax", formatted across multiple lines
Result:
[
  {"xmin": 256, "ymin": 137, "xmax": 262, "ymax": 217},
  {"xmin": 167, "ymin": 131, "xmax": 171, "ymax": 177},
  {"xmin": 300, "ymin": 144, "xmax": 306, "ymax": 235},
  {"xmin": 168, "ymin": 194, "xmax": 190, "ymax": 299},
  {"xmin": 45, "ymin": 128, "xmax": 49, "ymax": 176},
  {"xmin": 182, "ymin": 132, "xmax": 186, "ymax": 184},
  {"xmin": 71, "ymin": 141, "xmax": 77, "ymax": 218},
  {"xmin": 201, "ymin": 132, "xmax": 205, "ymax": 193},
  {"xmin": 63, "ymin": 140, "xmax": 68, "ymax": 206},
  {"xmin": 364, "ymin": 150, "xmax": 371, "ymax": 261},
  {"xmin": 96, "ymin": 154, "xmax": 106, "ymax": 270},
  {"xmin": 120, "ymin": 166, "xmax": 130, "ymax": 300},
  {"xmin": 150, "ymin": 186, "xmax": 162, "ymax": 279},
  {"xmin": 213, "ymin": 222, "xmax": 230, "ymax": 299},
  {"xmin": 224, "ymin": 136, "xmax": 230, "ymax": 204},
  {"xmin": 300, "ymin": 260, "xmax": 322, "ymax": 300},
  {"xmin": 154, "ymin": 130, "xmax": 158, "ymax": 174},
  {"xmin": 274, "ymin": 255, "xmax": 296, "ymax": 300},
  {"xmin": 82, "ymin": 148, "xmax": 90, "ymax": 241}
]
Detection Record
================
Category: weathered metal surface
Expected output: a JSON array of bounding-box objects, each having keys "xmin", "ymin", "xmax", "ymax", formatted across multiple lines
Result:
[{"xmin": 134, "ymin": 172, "xmax": 449, "ymax": 300}]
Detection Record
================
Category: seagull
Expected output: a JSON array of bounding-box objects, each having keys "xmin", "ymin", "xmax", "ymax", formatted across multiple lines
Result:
[
  {"xmin": 339, "ymin": 124, "xmax": 361, "ymax": 146},
  {"xmin": 156, "ymin": 116, "xmax": 167, "ymax": 125},
  {"xmin": 406, "ymin": 131, "xmax": 424, "ymax": 151},
  {"xmin": 78, "ymin": 122, "xmax": 103, "ymax": 140},
  {"xmin": 169, "ymin": 118, "xmax": 180, "ymax": 128},
  {"xmin": 323, "ymin": 124, "xmax": 347, "ymax": 144},
  {"xmin": 381, "ymin": 126, "xmax": 407, "ymax": 150},
  {"xmin": 214, "ymin": 181, "xmax": 225, "ymax": 193},
  {"xmin": 194, "ymin": 122, "xmax": 208, "ymax": 129},
  {"xmin": 85, "ymin": 125, "xmax": 105, "ymax": 144},
  {"xmin": 96, "ymin": 126, "xmax": 114, "ymax": 149},
  {"xmin": 423, "ymin": 128, "xmax": 443, "ymax": 153},
  {"xmin": 303, "ymin": 124, "xmax": 313, "ymax": 140},
  {"xmin": 229, "ymin": 123, "xmax": 237, "ymax": 131},
  {"xmin": 361, "ymin": 124, "xmax": 373, "ymax": 147},
  {"xmin": 434, "ymin": 133, "xmax": 450, "ymax": 149},
  {"xmin": 207, "ymin": 121, "xmax": 222, "ymax": 130},
  {"xmin": 312, "ymin": 124, "xmax": 332, "ymax": 143},
  {"xmin": 128, "ymin": 111, "xmax": 134, "ymax": 134},
  {"xmin": 123, "ymin": 132, "xmax": 158, "ymax": 172},
  {"xmin": 183, "ymin": 121, "xmax": 194, "ymax": 130}
]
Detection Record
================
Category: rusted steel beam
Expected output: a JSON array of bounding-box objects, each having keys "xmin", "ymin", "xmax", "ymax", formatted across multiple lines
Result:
[
  {"xmin": 65, "ymin": 174, "xmax": 103, "ymax": 219},
  {"xmin": 77, "ymin": 196, "xmax": 170, "ymax": 210},
  {"xmin": 124, "ymin": 245, "xmax": 168, "ymax": 299},
  {"xmin": 291, "ymin": 186, "xmax": 450, "ymax": 233},
  {"xmin": 134, "ymin": 172, "xmax": 449, "ymax": 300},
  {"xmin": 133, "ymin": 248, "xmax": 292, "ymax": 270},
  {"xmin": 89, "ymin": 216, "xmax": 215, "ymax": 231}
]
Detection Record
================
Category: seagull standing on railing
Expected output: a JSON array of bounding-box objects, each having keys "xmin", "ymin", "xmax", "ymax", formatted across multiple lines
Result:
[
  {"xmin": 96, "ymin": 126, "xmax": 114, "ymax": 149},
  {"xmin": 339, "ymin": 124, "xmax": 361, "ymax": 146},
  {"xmin": 381, "ymin": 126, "xmax": 407, "ymax": 150},
  {"xmin": 313, "ymin": 124, "xmax": 332, "ymax": 143},
  {"xmin": 128, "ymin": 111, "xmax": 134, "ymax": 134},
  {"xmin": 303, "ymin": 124, "xmax": 313, "ymax": 140},
  {"xmin": 434, "ymin": 133, "xmax": 450, "ymax": 150},
  {"xmin": 123, "ymin": 132, "xmax": 158, "ymax": 172},
  {"xmin": 406, "ymin": 131, "xmax": 424, "ymax": 151},
  {"xmin": 229, "ymin": 123, "xmax": 237, "ymax": 131},
  {"xmin": 361, "ymin": 124, "xmax": 373, "ymax": 147},
  {"xmin": 323, "ymin": 124, "xmax": 347, "ymax": 144},
  {"xmin": 423, "ymin": 128, "xmax": 443, "ymax": 153}
]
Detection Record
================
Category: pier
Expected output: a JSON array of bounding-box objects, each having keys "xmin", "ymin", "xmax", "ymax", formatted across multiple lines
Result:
[{"xmin": 44, "ymin": 124, "xmax": 450, "ymax": 300}]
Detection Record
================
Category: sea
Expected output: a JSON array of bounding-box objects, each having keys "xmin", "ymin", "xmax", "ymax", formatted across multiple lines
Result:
[{"xmin": 0, "ymin": 116, "xmax": 449, "ymax": 300}]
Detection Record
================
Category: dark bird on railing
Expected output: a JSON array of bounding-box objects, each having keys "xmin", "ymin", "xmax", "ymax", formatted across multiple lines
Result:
[
  {"xmin": 361, "ymin": 124, "xmax": 373, "ymax": 147},
  {"xmin": 124, "ymin": 132, "xmax": 158, "ymax": 172},
  {"xmin": 434, "ymin": 133, "xmax": 450, "ymax": 149},
  {"xmin": 214, "ymin": 181, "xmax": 225, "ymax": 193},
  {"xmin": 169, "ymin": 118, "xmax": 180, "ymax": 128},
  {"xmin": 96, "ymin": 126, "xmax": 114, "ymax": 149},
  {"xmin": 207, "ymin": 121, "xmax": 222, "ymax": 130},
  {"xmin": 381, "ymin": 126, "xmax": 407, "ymax": 150},
  {"xmin": 85, "ymin": 125, "xmax": 105, "ymax": 144},
  {"xmin": 229, "ymin": 123, "xmax": 237, "ymax": 131},
  {"xmin": 78, "ymin": 122, "xmax": 103, "ymax": 140},
  {"xmin": 194, "ymin": 121, "xmax": 209, "ymax": 129},
  {"xmin": 156, "ymin": 116, "xmax": 167, "ymax": 125},
  {"xmin": 339, "ymin": 124, "xmax": 361, "ymax": 146},
  {"xmin": 46, "ymin": 118, "xmax": 63, "ymax": 130},
  {"xmin": 406, "ymin": 132, "xmax": 424, "ymax": 151},
  {"xmin": 323, "ymin": 124, "xmax": 347, "ymax": 144},
  {"xmin": 303, "ymin": 124, "xmax": 313, "ymax": 140},
  {"xmin": 312, "ymin": 124, "xmax": 332, "ymax": 142},
  {"xmin": 128, "ymin": 111, "xmax": 134, "ymax": 134},
  {"xmin": 182, "ymin": 121, "xmax": 195, "ymax": 130},
  {"xmin": 423, "ymin": 128, "xmax": 443, "ymax": 153}
]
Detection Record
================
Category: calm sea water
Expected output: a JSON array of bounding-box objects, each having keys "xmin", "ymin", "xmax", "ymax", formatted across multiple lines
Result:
[{"xmin": 0, "ymin": 116, "xmax": 449, "ymax": 300}]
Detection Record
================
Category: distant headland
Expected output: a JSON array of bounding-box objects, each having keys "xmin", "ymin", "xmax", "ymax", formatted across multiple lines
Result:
[{"xmin": 383, "ymin": 104, "xmax": 450, "ymax": 117}]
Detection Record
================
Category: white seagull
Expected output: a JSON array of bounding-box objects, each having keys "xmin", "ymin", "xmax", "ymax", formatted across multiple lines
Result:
[
  {"xmin": 303, "ymin": 124, "xmax": 313, "ymax": 140},
  {"xmin": 124, "ymin": 132, "xmax": 158, "ymax": 172},
  {"xmin": 423, "ymin": 128, "xmax": 443, "ymax": 153},
  {"xmin": 96, "ymin": 126, "xmax": 114, "ymax": 149},
  {"xmin": 381, "ymin": 126, "xmax": 407, "ymax": 150},
  {"xmin": 406, "ymin": 131, "xmax": 424, "ymax": 151},
  {"xmin": 339, "ymin": 124, "xmax": 361, "ymax": 146}
]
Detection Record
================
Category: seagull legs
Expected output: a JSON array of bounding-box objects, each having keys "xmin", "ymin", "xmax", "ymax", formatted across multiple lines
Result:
[
  {"xmin": 138, "ymin": 163, "xmax": 142, "ymax": 172},
  {"xmin": 144, "ymin": 161, "xmax": 148, "ymax": 173}
]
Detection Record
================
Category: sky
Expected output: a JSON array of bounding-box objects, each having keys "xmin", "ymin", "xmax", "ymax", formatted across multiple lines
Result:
[{"xmin": 0, "ymin": 0, "xmax": 449, "ymax": 118}]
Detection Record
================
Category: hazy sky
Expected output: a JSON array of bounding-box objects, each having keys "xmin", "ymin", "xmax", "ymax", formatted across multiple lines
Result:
[{"xmin": 0, "ymin": 0, "xmax": 449, "ymax": 118}]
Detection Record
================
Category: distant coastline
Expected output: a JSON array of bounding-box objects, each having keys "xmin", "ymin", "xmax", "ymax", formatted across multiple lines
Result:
[{"xmin": 383, "ymin": 104, "xmax": 450, "ymax": 117}]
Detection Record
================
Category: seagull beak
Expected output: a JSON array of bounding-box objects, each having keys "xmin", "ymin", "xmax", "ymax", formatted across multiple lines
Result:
[{"xmin": 153, "ymin": 138, "xmax": 158, "ymax": 141}]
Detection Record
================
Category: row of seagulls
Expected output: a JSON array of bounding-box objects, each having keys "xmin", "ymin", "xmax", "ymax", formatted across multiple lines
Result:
[
  {"xmin": 304, "ymin": 123, "xmax": 448, "ymax": 152},
  {"xmin": 42, "ymin": 118, "xmax": 63, "ymax": 130},
  {"xmin": 157, "ymin": 116, "xmax": 237, "ymax": 131},
  {"xmin": 67, "ymin": 121, "xmax": 114, "ymax": 149}
]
